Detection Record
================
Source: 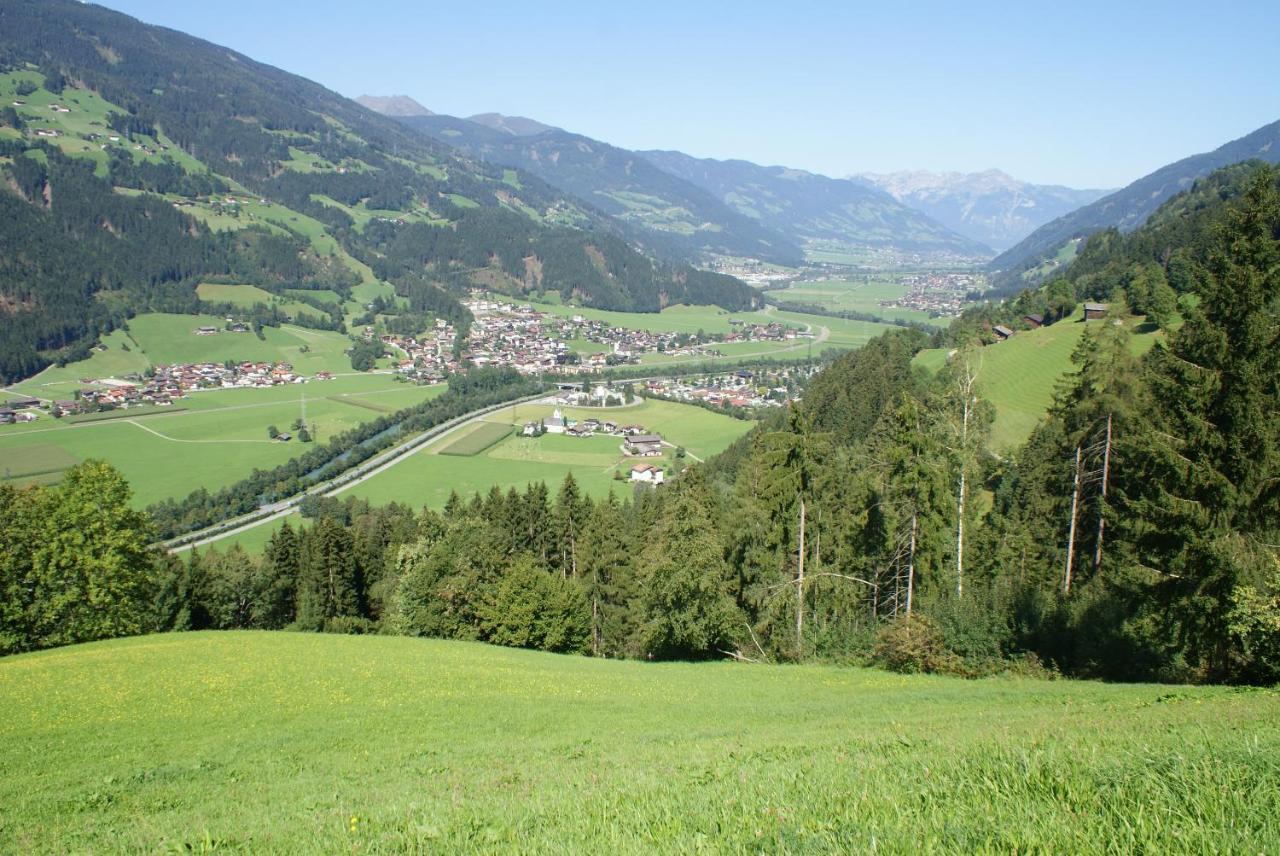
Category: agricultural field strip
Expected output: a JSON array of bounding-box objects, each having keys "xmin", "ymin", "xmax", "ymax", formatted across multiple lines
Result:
[
  {"xmin": 437, "ymin": 420, "xmax": 517, "ymax": 456},
  {"xmin": 3, "ymin": 385, "xmax": 416, "ymax": 438},
  {"xmin": 168, "ymin": 391, "xmax": 550, "ymax": 552}
]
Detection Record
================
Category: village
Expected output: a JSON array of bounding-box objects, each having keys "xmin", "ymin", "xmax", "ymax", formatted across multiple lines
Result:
[
  {"xmin": 879, "ymin": 270, "xmax": 984, "ymax": 317},
  {"xmin": 0, "ymin": 360, "xmax": 314, "ymax": 422},
  {"xmin": 641, "ymin": 365, "xmax": 811, "ymax": 410},
  {"xmin": 379, "ymin": 296, "xmax": 806, "ymax": 379}
]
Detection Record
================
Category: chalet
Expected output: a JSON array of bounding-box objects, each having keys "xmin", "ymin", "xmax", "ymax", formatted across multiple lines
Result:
[
  {"xmin": 53, "ymin": 400, "xmax": 78, "ymax": 417},
  {"xmin": 992, "ymin": 325, "xmax": 1014, "ymax": 341},
  {"xmin": 6, "ymin": 397, "xmax": 39, "ymax": 409},
  {"xmin": 1084, "ymin": 302, "xmax": 1109, "ymax": 321},
  {"xmin": 630, "ymin": 464, "xmax": 665, "ymax": 485},
  {"xmin": 276, "ymin": 433, "xmax": 292, "ymax": 442},
  {"xmin": 521, "ymin": 421, "xmax": 540, "ymax": 437},
  {"xmin": 1024, "ymin": 313, "xmax": 1044, "ymax": 328},
  {"xmin": 0, "ymin": 409, "xmax": 14, "ymax": 425},
  {"xmin": 195, "ymin": 326, "xmax": 218, "ymax": 336},
  {"xmin": 625, "ymin": 434, "xmax": 664, "ymax": 457}
]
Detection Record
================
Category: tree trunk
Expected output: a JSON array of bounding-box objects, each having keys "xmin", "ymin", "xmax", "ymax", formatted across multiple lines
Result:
[
  {"xmin": 1093, "ymin": 413, "xmax": 1112, "ymax": 575},
  {"xmin": 906, "ymin": 512, "xmax": 917, "ymax": 617},
  {"xmin": 796, "ymin": 496, "xmax": 806, "ymax": 657},
  {"xmin": 956, "ymin": 470, "xmax": 966, "ymax": 598},
  {"xmin": 1064, "ymin": 445, "xmax": 1082, "ymax": 595}
]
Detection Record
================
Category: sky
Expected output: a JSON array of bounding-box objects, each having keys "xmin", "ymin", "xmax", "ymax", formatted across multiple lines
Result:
[{"xmin": 94, "ymin": 0, "xmax": 1280, "ymax": 189}]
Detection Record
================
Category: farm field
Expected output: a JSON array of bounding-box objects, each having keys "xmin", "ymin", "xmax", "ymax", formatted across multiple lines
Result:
[
  {"xmin": 773, "ymin": 277, "xmax": 938, "ymax": 324},
  {"xmin": 8, "ymin": 313, "xmax": 363, "ymax": 399},
  {"xmin": 195, "ymin": 283, "xmax": 325, "ymax": 321},
  {"xmin": 532, "ymin": 295, "xmax": 778, "ymax": 335},
  {"xmin": 914, "ymin": 312, "xmax": 1164, "ymax": 451},
  {"xmin": 0, "ymin": 632, "xmax": 1275, "ymax": 853},
  {"xmin": 0, "ymin": 377, "xmax": 445, "ymax": 506},
  {"xmin": 437, "ymin": 420, "xmax": 515, "ymax": 456},
  {"xmin": 342, "ymin": 398, "xmax": 752, "ymax": 511}
]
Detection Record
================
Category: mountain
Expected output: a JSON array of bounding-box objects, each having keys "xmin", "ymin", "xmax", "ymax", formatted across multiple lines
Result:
[
  {"xmin": 640, "ymin": 151, "xmax": 993, "ymax": 259},
  {"xmin": 353, "ymin": 94, "xmax": 433, "ymax": 117},
  {"xmin": 991, "ymin": 118, "xmax": 1280, "ymax": 283},
  {"xmin": 466, "ymin": 112, "xmax": 559, "ymax": 137},
  {"xmin": 396, "ymin": 113, "xmax": 806, "ymax": 265},
  {"xmin": 0, "ymin": 0, "xmax": 759, "ymax": 382},
  {"xmin": 853, "ymin": 169, "xmax": 1111, "ymax": 252}
]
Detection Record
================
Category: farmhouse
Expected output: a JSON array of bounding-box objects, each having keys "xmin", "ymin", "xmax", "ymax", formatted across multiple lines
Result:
[
  {"xmin": 194, "ymin": 326, "xmax": 218, "ymax": 335},
  {"xmin": 1024, "ymin": 313, "xmax": 1044, "ymax": 328},
  {"xmin": 625, "ymin": 434, "xmax": 664, "ymax": 457},
  {"xmin": 992, "ymin": 325, "xmax": 1014, "ymax": 341},
  {"xmin": 630, "ymin": 464, "xmax": 665, "ymax": 484},
  {"xmin": 0, "ymin": 409, "xmax": 13, "ymax": 425},
  {"xmin": 1084, "ymin": 302, "xmax": 1109, "ymax": 320}
]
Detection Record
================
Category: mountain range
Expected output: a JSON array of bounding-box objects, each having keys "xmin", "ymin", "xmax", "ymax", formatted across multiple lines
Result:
[
  {"xmin": 852, "ymin": 170, "xmax": 1111, "ymax": 252},
  {"xmin": 0, "ymin": 0, "xmax": 758, "ymax": 382},
  {"xmin": 376, "ymin": 106, "xmax": 995, "ymax": 262},
  {"xmin": 992, "ymin": 118, "xmax": 1280, "ymax": 282}
]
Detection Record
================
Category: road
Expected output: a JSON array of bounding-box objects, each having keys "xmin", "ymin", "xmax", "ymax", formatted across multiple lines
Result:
[{"xmin": 164, "ymin": 391, "xmax": 547, "ymax": 552}]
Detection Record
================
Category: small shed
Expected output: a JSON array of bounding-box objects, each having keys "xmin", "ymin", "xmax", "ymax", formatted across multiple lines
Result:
[
  {"xmin": 1084, "ymin": 302, "xmax": 1109, "ymax": 320},
  {"xmin": 992, "ymin": 325, "xmax": 1014, "ymax": 341},
  {"xmin": 1024, "ymin": 313, "xmax": 1044, "ymax": 328}
]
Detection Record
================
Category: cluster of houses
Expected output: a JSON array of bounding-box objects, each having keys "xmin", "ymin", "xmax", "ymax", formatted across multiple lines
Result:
[
  {"xmin": 0, "ymin": 361, "xmax": 312, "ymax": 424},
  {"xmin": 521, "ymin": 407, "xmax": 661, "ymax": 448},
  {"xmin": 642, "ymin": 367, "xmax": 809, "ymax": 410},
  {"xmin": 381, "ymin": 318, "xmax": 460, "ymax": 383},
  {"xmin": 881, "ymin": 271, "xmax": 984, "ymax": 317}
]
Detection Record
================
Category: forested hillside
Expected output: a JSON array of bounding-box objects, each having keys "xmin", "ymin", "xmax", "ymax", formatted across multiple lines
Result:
[
  {"xmin": 0, "ymin": 0, "xmax": 757, "ymax": 382},
  {"xmin": 991, "ymin": 117, "xmax": 1280, "ymax": 286},
  {"xmin": 398, "ymin": 114, "xmax": 805, "ymax": 265},
  {"xmin": 641, "ymin": 149, "xmax": 992, "ymax": 258}
]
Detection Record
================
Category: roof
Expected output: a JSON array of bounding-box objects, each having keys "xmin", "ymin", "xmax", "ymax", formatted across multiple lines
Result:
[
  {"xmin": 1024, "ymin": 313, "xmax": 1044, "ymax": 323},
  {"xmin": 993, "ymin": 325, "xmax": 1014, "ymax": 337},
  {"xmin": 1084, "ymin": 302, "xmax": 1109, "ymax": 312},
  {"xmin": 626, "ymin": 434, "xmax": 663, "ymax": 445}
]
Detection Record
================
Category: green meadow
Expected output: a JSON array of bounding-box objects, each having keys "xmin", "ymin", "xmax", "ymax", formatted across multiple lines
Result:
[
  {"xmin": 774, "ymin": 277, "xmax": 938, "ymax": 324},
  {"xmin": 195, "ymin": 283, "xmax": 325, "ymax": 321},
  {"xmin": 0, "ymin": 377, "xmax": 446, "ymax": 506},
  {"xmin": 343, "ymin": 398, "xmax": 752, "ymax": 510},
  {"xmin": 914, "ymin": 312, "xmax": 1165, "ymax": 451},
  {"xmin": 0, "ymin": 631, "xmax": 1275, "ymax": 853}
]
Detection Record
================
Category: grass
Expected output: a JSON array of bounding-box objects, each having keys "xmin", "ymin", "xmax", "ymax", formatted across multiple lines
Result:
[
  {"xmin": 0, "ymin": 631, "xmax": 1275, "ymax": 852},
  {"xmin": 0, "ymin": 378, "xmax": 446, "ymax": 506},
  {"xmin": 914, "ymin": 312, "xmax": 1165, "ymax": 451},
  {"xmin": 340, "ymin": 398, "xmax": 751, "ymax": 512},
  {"xmin": 773, "ymin": 277, "xmax": 938, "ymax": 324},
  {"xmin": 437, "ymin": 420, "xmax": 515, "ymax": 456},
  {"xmin": 0, "ymin": 443, "xmax": 77, "ymax": 483}
]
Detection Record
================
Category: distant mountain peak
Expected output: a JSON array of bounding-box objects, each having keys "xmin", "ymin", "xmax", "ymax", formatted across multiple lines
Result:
[
  {"xmin": 465, "ymin": 113, "xmax": 560, "ymax": 137},
  {"xmin": 355, "ymin": 95, "xmax": 434, "ymax": 117},
  {"xmin": 853, "ymin": 169, "xmax": 1113, "ymax": 251}
]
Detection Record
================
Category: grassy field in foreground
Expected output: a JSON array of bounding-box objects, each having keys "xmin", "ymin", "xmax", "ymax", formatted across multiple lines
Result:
[
  {"xmin": 915, "ymin": 313, "xmax": 1164, "ymax": 451},
  {"xmin": 0, "ymin": 632, "xmax": 1275, "ymax": 853}
]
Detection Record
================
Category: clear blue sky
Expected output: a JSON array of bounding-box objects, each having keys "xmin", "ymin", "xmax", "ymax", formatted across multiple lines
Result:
[{"xmin": 95, "ymin": 0, "xmax": 1280, "ymax": 189}]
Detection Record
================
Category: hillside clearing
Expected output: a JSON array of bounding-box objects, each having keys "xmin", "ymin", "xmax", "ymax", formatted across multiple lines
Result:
[{"xmin": 0, "ymin": 632, "xmax": 1274, "ymax": 853}]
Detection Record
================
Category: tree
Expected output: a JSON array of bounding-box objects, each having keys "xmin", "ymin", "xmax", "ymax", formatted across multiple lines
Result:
[
  {"xmin": 296, "ymin": 518, "xmax": 359, "ymax": 629},
  {"xmin": 267, "ymin": 424, "xmax": 279, "ymax": 439},
  {"xmin": 475, "ymin": 555, "xmax": 590, "ymax": 653},
  {"xmin": 26, "ymin": 461, "xmax": 157, "ymax": 649},
  {"xmin": 635, "ymin": 471, "xmax": 743, "ymax": 660}
]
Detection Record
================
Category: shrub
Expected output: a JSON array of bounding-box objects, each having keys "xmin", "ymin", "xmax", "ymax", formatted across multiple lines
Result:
[{"xmin": 873, "ymin": 614, "xmax": 961, "ymax": 675}]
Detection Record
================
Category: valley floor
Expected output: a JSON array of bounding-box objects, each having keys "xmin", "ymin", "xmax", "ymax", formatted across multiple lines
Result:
[{"xmin": 0, "ymin": 632, "xmax": 1275, "ymax": 852}]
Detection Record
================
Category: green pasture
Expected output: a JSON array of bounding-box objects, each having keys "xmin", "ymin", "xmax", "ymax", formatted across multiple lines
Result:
[
  {"xmin": 1, "ymin": 632, "xmax": 1275, "ymax": 853},
  {"xmin": 0, "ymin": 378, "xmax": 446, "ymax": 506},
  {"xmin": 914, "ymin": 313, "xmax": 1164, "ymax": 451},
  {"xmin": 341, "ymin": 398, "xmax": 751, "ymax": 512},
  {"xmin": 437, "ymin": 420, "xmax": 515, "ymax": 456},
  {"xmin": 774, "ymin": 277, "xmax": 938, "ymax": 324},
  {"xmin": 195, "ymin": 283, "xmax": 320, "ymax": 320}
]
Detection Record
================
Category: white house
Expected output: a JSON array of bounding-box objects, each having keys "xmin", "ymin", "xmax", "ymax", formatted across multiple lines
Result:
[{"xmin": 630, "ymin": 464, "xmax": 664, "ymax": 484}]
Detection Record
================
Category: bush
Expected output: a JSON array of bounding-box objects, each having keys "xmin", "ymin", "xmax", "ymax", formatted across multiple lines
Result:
[
  {"xmin": 873, "ymin": 614, "xmax": 962, "ymax": 675},
  {"xmin": 322, "ymin": 616, "xmax": 377, "ymax": 635}
]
